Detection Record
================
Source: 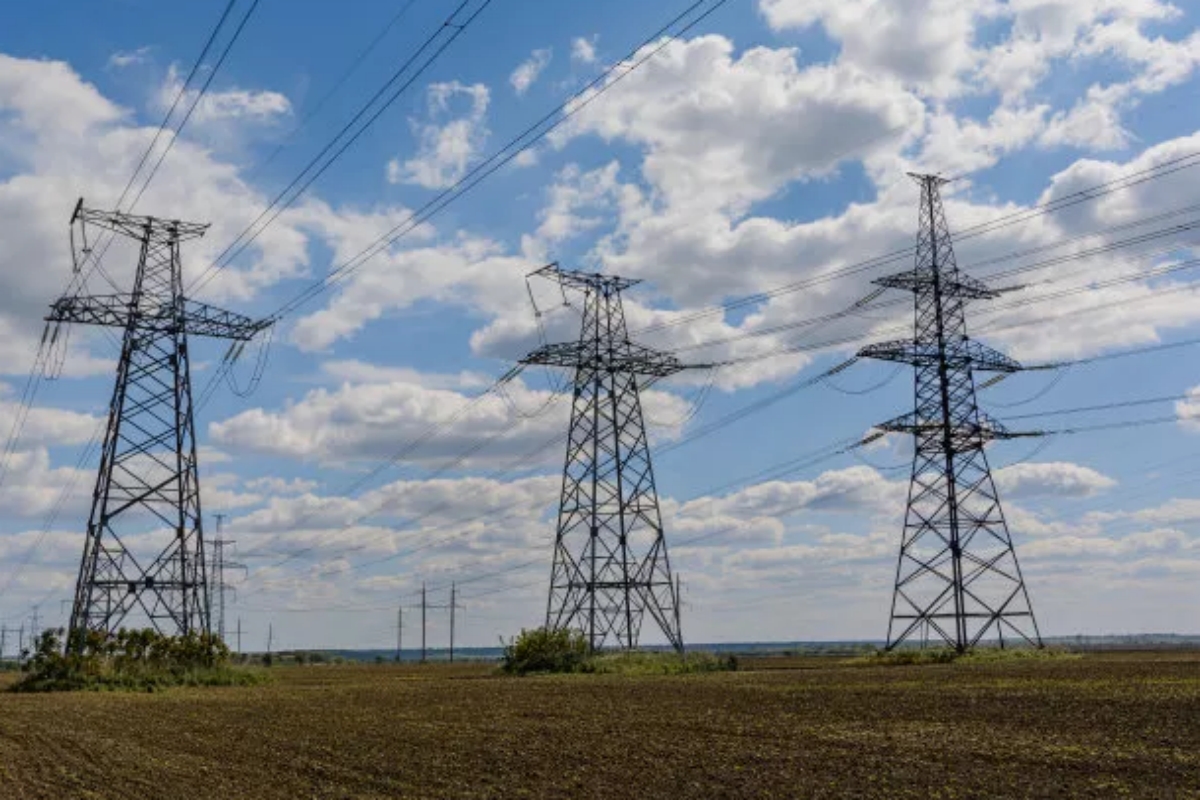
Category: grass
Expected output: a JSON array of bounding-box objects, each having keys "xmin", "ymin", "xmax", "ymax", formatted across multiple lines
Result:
[
  {"xmin": 0, "ymin": 650, "xmax": 1198, "ymax": 797},
  {"xmin": 577, "ymin": 650, "xmax": 738, "ymax": 675},
  {"xmin": 846, "ymin": 645, "xmax": 1082, "ymax": 667}
]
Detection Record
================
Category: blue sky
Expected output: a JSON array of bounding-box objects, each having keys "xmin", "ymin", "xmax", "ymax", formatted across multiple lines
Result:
[{"xmin": 1, "ymin": 0, "xmax": 1200, "ymax": 652}]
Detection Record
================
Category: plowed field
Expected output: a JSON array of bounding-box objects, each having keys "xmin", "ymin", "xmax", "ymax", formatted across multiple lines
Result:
[{"xmin": 1, "ymin": 651, "xmax": 1198, "ymax": 798}]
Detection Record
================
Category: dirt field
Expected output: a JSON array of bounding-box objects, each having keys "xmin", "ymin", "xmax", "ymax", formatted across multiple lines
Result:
[{"xmin": 0, "ymin": 650, "xmax": 1198, "ymax": 798}]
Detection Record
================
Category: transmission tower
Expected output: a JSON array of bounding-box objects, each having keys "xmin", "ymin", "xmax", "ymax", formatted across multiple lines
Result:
[
  {"xmin": 210, "ymin": 515, "xmax": 245, "ymax": 645},
  {"xmin": 858, "ymin": 174, "xmax": 1042, "ymax": 652},
  {"xmin": 46, "ymin": 200, "xmax": 266, "ymax": 649},
  {"xmin": 521, "ymin": 263, "xmax": 687, "ymax": 652}
]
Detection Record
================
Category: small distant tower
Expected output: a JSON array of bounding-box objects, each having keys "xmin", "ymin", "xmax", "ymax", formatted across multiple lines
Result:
[
  {"xmin": 47, "ymin": 200, "xmax": 266, "ymax": 649},
  {"xmin": 521, "ymin": 263, "xmax": 687, "ymax": 652},
  {"xmin": 858, "ymin": 175, "xmax": 1042, "ymax": 652}
]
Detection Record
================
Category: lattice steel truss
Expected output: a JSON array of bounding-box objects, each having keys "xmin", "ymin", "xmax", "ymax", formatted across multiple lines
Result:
[
  {"xmin": 47, "ymin": 200, "xmax": 265, "ymax": 649},
  {"xmin": 858, "ymin": 175, "xmax": 1042, "ymax": 652},
  {"xmin": 521, "ymin": 264, "xmax": 684, "ymax": 651}
]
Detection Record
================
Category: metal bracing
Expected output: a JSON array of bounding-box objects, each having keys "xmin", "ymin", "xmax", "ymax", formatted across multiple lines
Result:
[
  {"xmin": 47, "ymin": 200, "xmax": 265, "ymax": 650},
  {"xmin": 858, "ymin": 175, "xmax": 1042, "ymax": 652},
  {"xmin": 522, "ymin": 264, "xmax": 684, "ymax": 652}
]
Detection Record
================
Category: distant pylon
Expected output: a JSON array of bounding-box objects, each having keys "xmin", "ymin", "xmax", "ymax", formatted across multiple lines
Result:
[
  {"xmin": 521, "ymin": 263, "xmax": 689, "ymax": 652},
  {"xmin": 210, "ymin": 515, "xmax": 244, "ymax": 645},
  {"xmin": 47, "ymin": 200, "xmax": 267, "ymax": 650},
  {"xmin": 858, "ymin": 175, "xmax": 1042, "ymax": 652}
]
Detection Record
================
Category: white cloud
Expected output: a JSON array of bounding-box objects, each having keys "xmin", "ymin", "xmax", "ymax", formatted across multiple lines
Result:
[
  {"xmin": 510, "ymin": 48, "xmax": 552, "ymax": 95},
  {"xmin": 244, "ymin": 476, "xmax": 320, "ymax": 496},
  {"xmin": 107, "ymin": 46, "xmax": 152, "ymax": 70},
  {"xmin": 157, "ymin": 63, "xmax": 292, "ymax": 124},
  {"xmin": 994, "ymin": 461, "xmax": 1117, "ymax": 499},
  {"xmin": 1179, "ymin": 386, "xmax": 1200, "ymax": 432},
  {"xmin": 571, "ymin": 36, "xmax": 598, "ymax": 66},
  {"xmin": 387, "ymin": 81, "xmax": 490, "ymax": 189},
  {"xmin": 209, "ymin": 372, "xmax": 693, "ymax": 467}
]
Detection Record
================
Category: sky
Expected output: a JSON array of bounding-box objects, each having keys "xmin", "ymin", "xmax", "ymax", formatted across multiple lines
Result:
[{"xmin": 1, "ymin": 0, "xmax": 1200, "ymax": 652}]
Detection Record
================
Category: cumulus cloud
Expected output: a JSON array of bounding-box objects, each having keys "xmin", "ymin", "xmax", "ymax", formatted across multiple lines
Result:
[
  {"xmin": 510, "ymin": 48, "xmax": 552, "ymax": 95},
  {"xmin": 994, "ymin": 462, "xmax": 1117, "ymax": 499},
  {"xmin": 571, "ymin": 36, "xmax": 598, "ymax": 66},
  {"xmin": 209, "ymin": 372, "xmax": 693, "ymax": 467},
  {"xmin": 107, "ymin": 46, "xmax": 152, "ymax": 69},
  {"xmin": 1177, "ymin": 386, "xmax": 1200, "ymax": 432},
  {"xmin": 157, "ymin": 63, "xmax": 292, "ymax": 124},
  {"xmin": 387, "ymin": 81, "xmax": 490, "ymax": 189}
]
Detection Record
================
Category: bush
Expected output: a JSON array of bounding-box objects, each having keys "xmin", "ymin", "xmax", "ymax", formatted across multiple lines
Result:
[
  {"xmin": 501, "ymin": 627, "xmax": 590, "ymax": 675},
  {"xmin": 10, "ymin": 628, "xmax": 269, "ymax": 693},
  {"xmin": 500, "ymin": 627, "xmax": 738, "ymax": 676}
]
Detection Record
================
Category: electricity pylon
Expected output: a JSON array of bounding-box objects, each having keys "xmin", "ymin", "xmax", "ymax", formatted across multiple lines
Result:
[
  {"xmin": 521, "ymin": 263, "xmax": 688, "ymax": 652},
  {"xmin": 210, "ymin": 515, "xmax": 245, "ymax": 645},
  {"xmin": 859, "ymin": 174, "xmax": 1042, "ymax": 652},
  {"xmin": 46, "ymin": 200, "xmax": 266, "ymax": 649}
]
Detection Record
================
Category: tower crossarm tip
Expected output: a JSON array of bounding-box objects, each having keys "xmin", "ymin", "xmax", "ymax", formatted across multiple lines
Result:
[
  {"xmin": 858, "ymin": 338, "xmax": 1022, "ymax": 372},
  {"xmin": 873, "ymin": 269, "xmax": 998, "ymax": 299}
]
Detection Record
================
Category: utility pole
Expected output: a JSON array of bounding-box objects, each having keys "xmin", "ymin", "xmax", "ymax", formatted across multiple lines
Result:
[
  {"xmin": 267, "ymin": 622, "xmax": 273, "ymax": 659},
  {"xmin": 421, "ymin": 583, "xmax": 427, "ymax": 664},
  {"xmin": 28, "ymin": 606, "xmax": 40, "ymax": 651},
  {"xmin": 858, "ymin": 173, "xmax": 1042, "ymax": 653},
  {"xmin": 16, "ymin": 624, "xmax": 23, "ymax": 663},
  {"xmin": 449, "ymin": 583, "xmax": 457, "ymax": 663},
  {"xmin": 395, "ymin": 606, "xmax": 403, "ymax": 662},
  {"xmin": 520, "ymin": 263, "xmax": 696, "ymax": 652},
  {"xmin": 0, "ymin": 626, "xmax": 7, "ymax": 661},
  {"xmin": 236, "ymin": 617, "xmax": 242, "ymax": 655}
]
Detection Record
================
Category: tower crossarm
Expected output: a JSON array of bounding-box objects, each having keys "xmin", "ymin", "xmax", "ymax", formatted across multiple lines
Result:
[
  {"xmin": 528, "ymin": 262, "xmax": 641, "ymax": 293},
  {"xmin": 71, "ymin": 200, "xmax": 209, "ymax": 244},
  {"xmin": 521, "ymin": 341, "xmax": 686, "ymax": 378},
  {"xmin": 873, "ymin": 410, "xmax": 1042, "ymax": 444},
  {"xmin": 874, "ymin": 268, "xmax": 998, "ymax": 300},
  {"xmin": 858, "ymin": 338, "xmax": 1022, "ymax": 372},
  {"xmin": 46, "ymin": 294, "xmax": 267, "ymax": 341}
]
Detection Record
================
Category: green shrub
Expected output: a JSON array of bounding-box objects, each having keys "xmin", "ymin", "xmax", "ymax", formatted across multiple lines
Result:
[
  {"xmin": 10, "ymin": 628, "xmax": 269, "ymax": 693},
  {"xmin": 500, "ymin": 627, "xmax": 737, "ymax": 676},
  {"xmin": 501, "ymin": 627, "xmax": 590, "ymax": 675}
]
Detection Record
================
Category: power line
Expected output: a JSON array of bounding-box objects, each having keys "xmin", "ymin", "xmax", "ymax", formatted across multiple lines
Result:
[
  {"xmin": 261, "ymin": 0, "xmax": 736, "ymax": 323},
  {"xmin": 187, "ymin": 0, "xmax": 494, "ymax": 295},
  {"xmin": 632, "ymin": 151, "xmax": 1200, "ymax": 338}
]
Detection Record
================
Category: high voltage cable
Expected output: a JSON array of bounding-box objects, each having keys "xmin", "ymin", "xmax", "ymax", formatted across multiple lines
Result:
[
  {"xmin": 0, "ymin": 3, "xmax": 257, "ymax": 496},
  {"xmin": 243, "ymin": 0, "xmax": 424, "ymax": 182},
  {"xmin": 673, "ymin": 208, "xmax": 1200, "ymax": 359},
  {"xmin": 233, "ymin": 366, "xmax": 529, "ymax": 563},
  {"xmin": 234, "ymin": 302, "xmax": 1200, "ymax": 606},
  {"xmin": 75, "ymin": 0, "xmax": 263, "ymax": 295},
  {"xmin": 187, "ymin": 0, "xmax": 494, "ymax": 295},
  {"xmin": 632, "ymin": 151, "xmax": 1200, "ymax": 337},
  {"xmin": 260, "ymin": 0, "xmax": 736, "ymax": 323}
]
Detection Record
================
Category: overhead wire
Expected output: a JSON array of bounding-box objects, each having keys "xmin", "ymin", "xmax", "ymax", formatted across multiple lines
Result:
[
  {"xmin": 260, "ymin": 0, "xmax": 736, "ymax": 323},
  {"xmin": 186, "ymin": 0, "xmax": 495, "ymax": 296}
]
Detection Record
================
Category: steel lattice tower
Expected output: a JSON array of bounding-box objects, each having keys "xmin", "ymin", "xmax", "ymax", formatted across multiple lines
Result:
[
  {"xmin": 521, "ymin": 264, "xmax": 684, "ymax": 652},
  {"xmin": 46, "ymin": 200, "xmax": 265, "ymax": 649},
  {"xmin": 858, "ymin": 175, "xmax": 1042, "ymax": 652}
]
